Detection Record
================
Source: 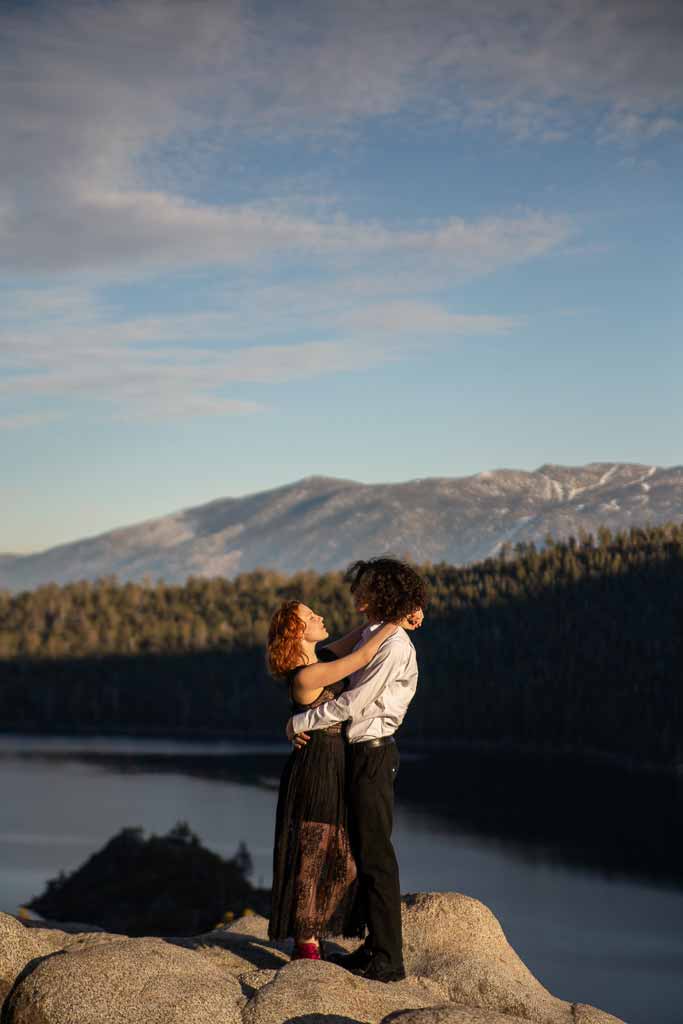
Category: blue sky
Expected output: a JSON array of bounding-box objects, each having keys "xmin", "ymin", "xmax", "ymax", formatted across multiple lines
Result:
[{"xmin": 1, "ymin": 0, "xmax": 682, "ymax": 553}]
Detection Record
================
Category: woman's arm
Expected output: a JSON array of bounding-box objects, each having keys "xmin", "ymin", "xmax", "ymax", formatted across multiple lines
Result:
[
  {"xmin": 293, "ymin": 622, "xmax": 398, "ymax": 691},
  {"xmin": 320, "ymin": 623, "xmax": 366, "ymax": 658}
]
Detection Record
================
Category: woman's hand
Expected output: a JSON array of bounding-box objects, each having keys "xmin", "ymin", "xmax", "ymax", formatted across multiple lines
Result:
[{"xmin": 286, "ymin": 717, "xmax": 310, "ymax": 748}]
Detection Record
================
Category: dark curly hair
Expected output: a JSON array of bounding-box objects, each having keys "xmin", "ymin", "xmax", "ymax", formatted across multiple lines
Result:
[{"xmin": 344, "ymin": 557, "xmax": 428, "ymax": 623}]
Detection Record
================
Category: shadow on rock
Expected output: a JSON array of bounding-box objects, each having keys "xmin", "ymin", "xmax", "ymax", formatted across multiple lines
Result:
[
  {"xmin": 1, "ymin": 951, "xmax": 67, "ymax": 1024},
  {"xmin": 284, "ymin": 1016, "xmax": 367, "ymax": 1024},
  {"xmin": 170, "ymin": 911, "xmax": 292, "ymax": 974}
]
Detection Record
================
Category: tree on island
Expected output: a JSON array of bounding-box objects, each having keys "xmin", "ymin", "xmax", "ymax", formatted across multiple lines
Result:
[{"xmin": 28, "ymin": 823, "xmax": 268, "ymax": 936}]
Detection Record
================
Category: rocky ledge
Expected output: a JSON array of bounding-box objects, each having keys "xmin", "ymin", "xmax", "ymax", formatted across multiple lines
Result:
[{"xmin": 0, "ymin": 892, "xmax": 624, "ymax": 1024}]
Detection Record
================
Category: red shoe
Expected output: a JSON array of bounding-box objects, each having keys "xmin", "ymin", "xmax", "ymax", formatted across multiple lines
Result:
[{"xmin": 293, "ymin": 941, "xmax": 321, "ymax": 961}]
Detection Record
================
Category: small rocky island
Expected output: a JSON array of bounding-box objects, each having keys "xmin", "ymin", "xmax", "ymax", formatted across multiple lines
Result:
[
  {"xmin": 1, "ymin": 893, "xmax": 625, "ymax": 1024},
  {"xmin": 26, "ymin": 822, "xmax": 269, "ymax": 936}
]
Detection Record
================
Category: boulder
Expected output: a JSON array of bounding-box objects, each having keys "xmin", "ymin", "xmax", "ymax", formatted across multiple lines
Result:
[
  {"xmin": 383, "ymin": 1007, "xmax": 532, "ymax": 1024},
  {"xmin": 1, "ymin": 936, "xmax": 243, "ymax": 1024},
  {"xmin": 572, "ymin": 1007, "xmax": 625, "ymax": 1024},
  {"xmin": 17, "ymin": 919, "xmax": 105, "ymax": 934},
  {"xmin": 178, "ymin": 914, "xmax": 289, "ymax": 976},
  {"xmin": 382, "ymin": 1007, "xmax": 625, "ymax": 1024},
  {"xmin": 401, "ymin": 893, "xmax": 570, "ymax": 1023},
  {"xmin": 0, "ymin": 912, "xmax": 289, "ymax": 998},
  {"xmin": 0, "ymin": 895, "xmax": 626, "ymax": 1024},
  {"xmin": 238, "ymin": 969, "xmax": 278, "ymax": 999},
  {"xmin": 0, "ymin": 914, "xmax": 124, "ymax": 1004},
  {"xmin": 242, "ymin": 959, "xmax": 448, "ymax": 1024}
]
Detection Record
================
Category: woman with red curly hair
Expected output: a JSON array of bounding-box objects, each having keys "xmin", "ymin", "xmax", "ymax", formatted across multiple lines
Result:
[{"xmin": 266, "ymin": 600, "xmax": 397, "ymax": 960}]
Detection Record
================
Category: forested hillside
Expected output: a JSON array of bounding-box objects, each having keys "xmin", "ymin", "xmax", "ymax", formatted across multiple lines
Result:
[{"xmin": 1, "ymin": 523, "xmax": 681, "ymax": 767}]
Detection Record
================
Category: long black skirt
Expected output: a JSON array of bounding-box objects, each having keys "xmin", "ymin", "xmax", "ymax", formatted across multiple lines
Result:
[{"xmin": 269, "ymin": 730, "xmax": 366, "ymax": 941}]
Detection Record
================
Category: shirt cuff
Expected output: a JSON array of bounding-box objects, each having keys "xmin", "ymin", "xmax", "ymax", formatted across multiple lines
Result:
[{"xmin": 291, "ymin": 712, "xmax": 308, "ymax": 734}]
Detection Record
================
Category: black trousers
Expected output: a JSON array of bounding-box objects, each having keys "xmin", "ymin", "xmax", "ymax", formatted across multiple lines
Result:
[{"xmin": 347, "ymin": 740, "xmax": 403, "ymax": 970}]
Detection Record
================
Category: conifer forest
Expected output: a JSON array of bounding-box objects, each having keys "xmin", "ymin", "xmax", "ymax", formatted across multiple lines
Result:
[{"xmin": 1, "ymin": 523, "xmax": 681, "ymax": 768}]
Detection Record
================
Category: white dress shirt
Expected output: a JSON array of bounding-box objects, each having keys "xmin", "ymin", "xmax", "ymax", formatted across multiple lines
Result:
[{"xmin": 290, "ymin": 624, "xmax": 419, "ymax": 743}]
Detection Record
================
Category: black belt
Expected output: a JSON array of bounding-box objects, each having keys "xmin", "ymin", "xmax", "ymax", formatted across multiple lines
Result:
[{"xmin": 354, "ymin": 735, "xmax": 395, "ymax": 749}]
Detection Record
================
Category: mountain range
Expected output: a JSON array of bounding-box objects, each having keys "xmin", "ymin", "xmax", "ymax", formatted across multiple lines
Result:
[{"xmin": 1, "ymin": 462, "xmax": 681, "ymax": 593}]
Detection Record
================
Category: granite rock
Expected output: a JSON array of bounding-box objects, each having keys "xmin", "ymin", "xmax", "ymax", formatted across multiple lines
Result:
[
  {"xmin": 0, "ymin": 914, "xmax": 124, "ymax": 1004},
  {"xmin": 242, "ymin": 959, "xmax": 448, "ymax": 1024},
  {"xmin": 383, "ymin": 1007, "xmax": 532, "ymax": 1024},
  {"xmin": 1, "ymin": 936, "xmax": 243, "ymax": 1024},
  {"xmin": 402, "ymin": 893, "xmax": 570, "ymax": 1023},
  {"xmin": 572, "ymin": 1006, "xmax": 626, "ymax": 1024},
  {"xmin": 382, "ymin": 1006, "xmax": 625, "ymax": 1024},
  {"xmin": 0, "ymin": 895, "xmax": 626, "ymax": 1024}
]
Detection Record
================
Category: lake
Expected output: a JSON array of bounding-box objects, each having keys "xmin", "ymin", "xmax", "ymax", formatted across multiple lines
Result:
[{"xmin": 1, "ymin": 734, "xmax": 682, "ymax": 1024}]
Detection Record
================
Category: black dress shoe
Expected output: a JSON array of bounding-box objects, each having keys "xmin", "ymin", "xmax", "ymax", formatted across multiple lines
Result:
[
  {"xmin": 327, "ymin": 945, "xmax": 373, "ymax": 972},
  {"xmin": 361, "ymin": 958, "xmax": 406, "ymax": 983}
]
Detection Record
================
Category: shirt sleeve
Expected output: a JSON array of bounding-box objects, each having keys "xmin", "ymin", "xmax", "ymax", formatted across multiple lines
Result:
[{"xmin": 290, "ymin": 639, "xmax": 404, "ymax": 734}]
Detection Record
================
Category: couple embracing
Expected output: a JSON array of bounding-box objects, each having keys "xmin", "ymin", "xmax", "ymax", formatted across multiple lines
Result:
[{"xmin": 265, "ymin": 557, "xmax": 427, "ymax": 982}]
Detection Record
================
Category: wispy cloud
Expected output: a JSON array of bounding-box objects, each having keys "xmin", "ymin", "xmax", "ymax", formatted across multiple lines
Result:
[
  {"xmin": 598, "ymin": 111, "xmax": 682, "ymax": 145},
  {"xmin": 0, "ymin": 331, "xmax": 394, "ymax": 421},
  {"xmin": 0, "ymin": 203, "xmax": 562, "ymax": 421},
  {"xmin": 2, "ymin": 0, "xmax": 675, "ymax": 426},
  {"xmin": 0, "ymin": 280, "xmax": 523, "ymax": 420},
  {"xmin": 340, "ymin": 302, "xmax": 521, "ymax": 336},
  {"xmin": 0, "ymin": 0, "xmax": 678, "ymax": 276},
  {"xmin": 1, "ymin": 185, "xmax": 572, "ymax": 275}
]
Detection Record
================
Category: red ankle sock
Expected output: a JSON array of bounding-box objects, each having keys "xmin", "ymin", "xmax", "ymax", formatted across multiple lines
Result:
[{"xmin": 294, "ymin": 940, "xmax": 321, "ymax": 960}]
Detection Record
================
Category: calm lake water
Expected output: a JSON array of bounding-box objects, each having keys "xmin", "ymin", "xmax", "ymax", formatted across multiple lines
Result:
[{"xmin": 1, "ymin": 734, "xmax": 682, "ymax": 1024}]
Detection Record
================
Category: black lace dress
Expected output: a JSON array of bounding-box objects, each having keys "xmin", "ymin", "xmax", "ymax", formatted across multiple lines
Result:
[{"xmin": 268, "ymin": 651, "xmax": 365, "ymax": 941}]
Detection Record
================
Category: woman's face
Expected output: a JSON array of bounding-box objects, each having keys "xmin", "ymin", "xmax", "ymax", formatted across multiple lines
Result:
[{"xmin": 297, "ymin": 604, "xmax": 329, "ymax": 642}]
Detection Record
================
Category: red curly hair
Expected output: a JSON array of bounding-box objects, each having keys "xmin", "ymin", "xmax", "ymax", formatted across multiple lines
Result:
[{"xmin": 267, "ymin": 600, "xmax": 306, "ymax": 679}]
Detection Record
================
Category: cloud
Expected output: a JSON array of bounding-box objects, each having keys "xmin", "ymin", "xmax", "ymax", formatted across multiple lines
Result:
[
  {"xmin": 0, "ymin": 334, "xmax": 391, "ymax": 424},
  {"xmin": 1, "ymin": 179, "xmax": 572, "ymax": 275},
  {"xmin": 0, "ymin": 276, "xmax": 522, "ymax": 421},
  {"xmin": 5, "ymin": 0, "xmax": 672, "ymax": 426},
  {"xmin": 0, "ymin": 0, "xmax": 677, "ymax": 276},
  {"xmin": 599, "ymin": 111, "xmax": 682, "ymax": 145},
  {"xmin": 117, "ymin": 395, "xmax": 264, "ymax": 422},
  {"xmin": 340, "ymin": 302, "xmax": 521, "ymax": 335}
]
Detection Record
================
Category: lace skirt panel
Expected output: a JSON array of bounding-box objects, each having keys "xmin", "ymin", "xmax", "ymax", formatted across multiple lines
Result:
[{"xmin": 269, "ymin": 731, "xmax": 365, "ymax": 941}]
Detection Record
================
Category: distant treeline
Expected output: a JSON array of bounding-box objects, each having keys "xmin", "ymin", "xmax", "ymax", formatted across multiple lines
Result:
[{"xmin": 1, "ymin": 523, "xmax": 682, "ymax": 767}]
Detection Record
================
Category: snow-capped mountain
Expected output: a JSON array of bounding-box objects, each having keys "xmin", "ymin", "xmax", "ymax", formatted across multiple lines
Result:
[{"xmin": 1, "ymin": 462, "xmax": 681, "ymax": 592}]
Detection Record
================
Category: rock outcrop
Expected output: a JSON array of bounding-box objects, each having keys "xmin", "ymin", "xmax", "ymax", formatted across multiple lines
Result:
[
  {"xmin": 0, "ymin": 915, "xmax": 123, "ymax": 1005},
  {"xmin": 402, "ymin": 893, "xmax": 568, "ymax": 1022},
  {"xmin": 0, "ymin": 893, "xmax": 626, "ymax": 1024},
  {"xmin": 242, "ymin": 960, "xmax": 447, "ymax": 1024},
  {"xmin": 2, "ymin": 938, "xmax": 243, "ymax": 1024},
  {"xmin": 385, "ymin": 1009, "xmax": 624, "ymax": 1024}
]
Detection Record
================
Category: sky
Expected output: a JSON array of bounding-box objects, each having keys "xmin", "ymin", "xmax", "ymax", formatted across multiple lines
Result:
[{"xmin": 1, "ymin": 0, "xmax": 682, "ymax": 553}]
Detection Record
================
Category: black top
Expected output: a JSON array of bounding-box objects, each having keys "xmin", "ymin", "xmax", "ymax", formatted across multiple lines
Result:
[{"xmin": 288, "ymin": 646, "xmax": 346, "ymax": 733}]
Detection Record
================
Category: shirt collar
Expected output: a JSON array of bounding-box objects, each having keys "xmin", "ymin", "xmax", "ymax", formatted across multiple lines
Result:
[{"xmin": 362, "ymin": 621, "xmax": 407, "ymax": 641}]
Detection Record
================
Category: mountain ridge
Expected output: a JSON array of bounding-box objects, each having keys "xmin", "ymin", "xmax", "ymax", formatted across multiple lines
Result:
[{"xmin": 2, "ymin": 461, "xmax": 681, "ymax": 593}]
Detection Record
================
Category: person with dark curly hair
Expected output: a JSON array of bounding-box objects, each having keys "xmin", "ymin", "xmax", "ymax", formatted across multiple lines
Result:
[{"xmin": 287, "ymin": 557, "xmax": 427, "ymax": 982}]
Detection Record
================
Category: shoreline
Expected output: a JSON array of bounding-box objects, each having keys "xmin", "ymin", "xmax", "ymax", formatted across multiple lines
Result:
[{"xmin": 1, "ymin": 727, "xmax": 681, "ymax": 777}]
